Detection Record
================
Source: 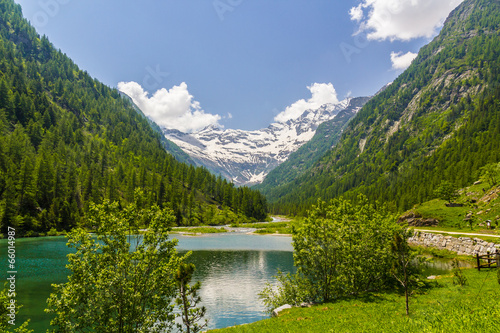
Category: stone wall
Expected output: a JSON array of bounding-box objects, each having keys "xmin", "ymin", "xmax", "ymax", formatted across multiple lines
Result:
[{"xmin": 409, "ymin": 232, "xmax": 500, "ymax": 256}]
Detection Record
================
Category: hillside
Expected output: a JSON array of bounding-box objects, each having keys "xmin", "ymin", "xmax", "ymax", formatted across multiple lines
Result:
[
  {"xmin": 268, "ymin": 0, "xmax": 500, "ymax": 214},
  {"xmin": 255, "ymin": 97, "xmax": 369, "ymax": 199},
  {"xmin": 119, "ymin": 92, "xmax": 195, "ymax": 165},
  {"xmin": 0, "ymin": 0, "xmax": 267, "ymax": 236},
  {"xmin": 400, "ymin": 173, "xmax": 500, "ymax": 233}
]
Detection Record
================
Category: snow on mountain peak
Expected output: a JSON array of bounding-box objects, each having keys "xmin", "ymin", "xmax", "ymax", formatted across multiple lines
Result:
[{"xmin": 163, "ymin": 98, "xmax": 355, "ymax": 186}]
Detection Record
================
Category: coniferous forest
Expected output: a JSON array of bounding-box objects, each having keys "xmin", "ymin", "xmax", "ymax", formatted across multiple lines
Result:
[
  {"xmin": 264, "ymin": 0, "xmax": 500, "ymax": 215},
  {"xmin": 2, "ymin": 0, "xmax": 500, "ymax": 332},
  {"xmin": 0, "ymin": 0, "xmax": 267, "ymax": 237}
]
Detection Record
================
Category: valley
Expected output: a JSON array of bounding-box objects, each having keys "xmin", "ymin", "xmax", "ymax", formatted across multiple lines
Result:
[{"xmin": 1, "ymin": 0, "xmax": 500, "ymax": 332}]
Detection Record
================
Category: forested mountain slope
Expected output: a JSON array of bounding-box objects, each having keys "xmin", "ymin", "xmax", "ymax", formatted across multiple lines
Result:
[
  {"xmin": 0, "ymin": 0, "xmax": 267, "ymax": 235},
  {"xmin": 269, "ymin": 0, "xmax": 500, "ymax": 215}
]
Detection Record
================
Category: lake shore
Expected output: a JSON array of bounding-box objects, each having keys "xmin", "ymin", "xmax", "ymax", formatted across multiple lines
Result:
[{"xmin": 209, "ymin": 267, "xmax": 500, "ymax": 333}]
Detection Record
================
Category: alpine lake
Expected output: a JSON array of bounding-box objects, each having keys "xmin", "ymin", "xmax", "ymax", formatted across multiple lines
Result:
[
  {"xmin": 0, "ymin": 228, "xmax": 460, "ymax": 332},
  {"xmin": 0, "ymin": 231, "xmax": 295, "ymax": 331}
]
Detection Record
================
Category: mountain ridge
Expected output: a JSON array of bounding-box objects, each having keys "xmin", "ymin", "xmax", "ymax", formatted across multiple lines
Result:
[
  {"xmin": 255, "ymin": 96, "xmax": 370, "ymax": 195},
  {"xmin": 267, "ymin": 0, "xmax": 500, "ymax": 214},
  {"xmin": 162, "ymin": 98, "xmax": 367, "ymax": 186}
]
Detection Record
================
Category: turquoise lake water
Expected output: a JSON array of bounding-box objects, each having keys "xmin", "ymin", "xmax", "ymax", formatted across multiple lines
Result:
[{"xmin": 0, "ymin": 233, "xmax": 295, "ymax": 331}]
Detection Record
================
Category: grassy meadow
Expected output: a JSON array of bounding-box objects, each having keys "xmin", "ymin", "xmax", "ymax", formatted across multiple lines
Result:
[{"xmin": 210, "ymin": 268, "xmax": 500, "ymax": 333}]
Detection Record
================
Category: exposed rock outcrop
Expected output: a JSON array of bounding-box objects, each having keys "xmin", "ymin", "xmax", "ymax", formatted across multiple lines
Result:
[{"xmin": 398, "ymin": 212, "xmax": 439, "ymax": 227}]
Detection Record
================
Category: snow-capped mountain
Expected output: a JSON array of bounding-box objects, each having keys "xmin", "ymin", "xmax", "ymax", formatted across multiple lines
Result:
[{"xmin": 163, "ymin": 98, "xmax": 366, "ymax": 186}]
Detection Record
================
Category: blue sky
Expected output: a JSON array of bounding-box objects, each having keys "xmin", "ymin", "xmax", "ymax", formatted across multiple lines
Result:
[{"xmin": 14, "ymin": 0, "xmax": 463, "ymax": 131}]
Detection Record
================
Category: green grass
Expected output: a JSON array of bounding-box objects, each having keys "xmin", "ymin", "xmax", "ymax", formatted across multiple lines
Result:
[
  {"xmin": 251, "ymin": 222, "xmax": 294, "ymax": 235},
  {"xmin": 413, "ymin": 199, "xmax": 472, "ymax": 228},
  {"xmin": 171, "ymin": 227, "xmax": 228, "ymax": 234},
  {"xmin": 234, "ymin": 217, "xmax": 304, "ymax": 235},
  {"xmin": 210, "ymin": 269, "xmax": 500, "ymax": 332},
  {"xmin": 408, "ymin": 182, "xmax": 500, "ymax": 234}
]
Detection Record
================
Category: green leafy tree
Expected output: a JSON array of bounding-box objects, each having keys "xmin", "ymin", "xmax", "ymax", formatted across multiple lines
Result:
[
  {"xmin": 481, "ymin": 162, "xmax": 500, "ymax": 188},
  {"xmin": 262, "ymin": 196, "xmax": 397, "ymax": 308},
  {"xmin": 46, "ymin": 192, "xmax": 184, "ymax": 332},
  {"xmin": 175, "ymin": 263, "xmax": 208, "ymax": 333},
  {"xmin": 434, "ymin": 180, "xmax": 460, "ymax": 205},
  {"xmin": 293, "ymin": 196, "xmax": 397, "ymax": 302}
]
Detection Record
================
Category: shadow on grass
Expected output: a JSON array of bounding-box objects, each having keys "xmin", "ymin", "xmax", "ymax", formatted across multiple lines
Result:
[{"xmin": 333, "ymin": 291, "xmax": 391, "ymax": 305}]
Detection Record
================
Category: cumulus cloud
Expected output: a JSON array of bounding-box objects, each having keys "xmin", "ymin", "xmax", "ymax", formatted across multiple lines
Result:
[
  {"xmin": 350, "ymin": 0, "xmax": 464, "ymax": 41},
  {"xmin": 390, "ymin": 51, "xmax": 418, "ymax": 70},
  {"xmin": 274, "ymin": 83, "xmax": 339, "ymax": 123},
  {"xmin": 117, "ymin": 81, "xmax": 221, "ymax": 133}
]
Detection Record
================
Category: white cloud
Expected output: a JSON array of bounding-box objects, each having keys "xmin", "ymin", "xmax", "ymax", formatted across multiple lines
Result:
[
  {"xmin": 349, "ymin": 4, "xmax": 364, "ymax": 22},
  {"xmin": 390, "ymin": 51, "xmax": 418, "ymax": 70},
  {"xmin": 274, "ymin": 83, "xmax": 339, "ymax": 123},
  {"xmin": 117, "ymin": 81, "xmax": 221, "ymax": 133},
  {"xmin": 350, "ymin": 0, "xmax": 464, "ymax": 41}
]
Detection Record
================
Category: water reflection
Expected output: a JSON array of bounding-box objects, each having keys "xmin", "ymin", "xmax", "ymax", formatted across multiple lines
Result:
[
  {"xmin": 0, "ymin": 234, "xmax": 295, "ymax": 331},
  {"xmin": 184, "ymin": 250, "xmax": 294, "ymax": 329},
  {"xmin": 420, "ymin": 256, "xmax": 473, "ymax": 276},
  {"xmin": 174, "ymin": 234, "xmax": 295, "ymax": 329}
]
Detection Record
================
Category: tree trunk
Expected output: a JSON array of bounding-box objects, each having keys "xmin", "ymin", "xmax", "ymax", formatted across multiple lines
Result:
[
  {"xmin": 181, "ymin": 283, "xmax": 191, "ymax": 333},
  {"xmin": 405, "ymin": 286, "xmax": 409, "ymax": 316},
  {"xmin": 404, "ymin": 262, "xmax": 409, "ymax": 316}
]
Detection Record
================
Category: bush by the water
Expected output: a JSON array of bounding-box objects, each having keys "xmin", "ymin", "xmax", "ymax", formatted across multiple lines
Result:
[{"xmin": 260, "ymin": 196, "xmax": 423, "ymax": 311}]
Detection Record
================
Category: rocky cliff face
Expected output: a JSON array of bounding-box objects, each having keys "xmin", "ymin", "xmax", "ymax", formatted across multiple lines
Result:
[{"xmin": 164, "ymin": 98, "xmax": 363, "ymax": 186}]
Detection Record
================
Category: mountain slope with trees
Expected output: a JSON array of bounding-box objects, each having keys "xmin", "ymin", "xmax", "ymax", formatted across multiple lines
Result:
[
  {"xmin": 255, "ymin": 97, "xmax": 369, "ymax": 200},
  {"xmin": 0, "ymin": 0, "xmax": 267, "ymax": 236},
  {"xmin": 268, "ymin": 0, "xmax": 500, "ymax": 215}
]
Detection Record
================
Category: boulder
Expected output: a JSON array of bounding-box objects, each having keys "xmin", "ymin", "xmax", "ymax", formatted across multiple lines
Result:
[
  {"xmin": 397, "ymin": 211, "xmax": 422, "ymax": 224},
  {"xmin": 409, "ymin": 218, "xmax": 439, "ymax": 227},
  {"xmin": 398, "ymin": 212, "xmax": 439, "ymax": 227},
  {"xmin": 272, "ymin": 304, "xmax": 292, "ymax": 317}
]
